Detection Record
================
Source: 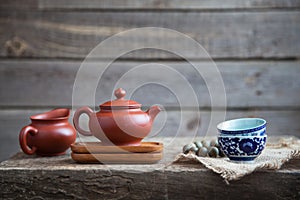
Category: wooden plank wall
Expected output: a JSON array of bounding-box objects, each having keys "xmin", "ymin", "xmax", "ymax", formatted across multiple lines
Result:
[{"xmin": 0, "ymin": 0, "xmax": 299, "ymax": 161}]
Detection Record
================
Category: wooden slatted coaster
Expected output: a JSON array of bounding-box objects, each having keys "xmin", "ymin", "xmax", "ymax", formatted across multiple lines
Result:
[{"xmin": 71, "ymin": 142, "xmax": 163, "ymax": 164}]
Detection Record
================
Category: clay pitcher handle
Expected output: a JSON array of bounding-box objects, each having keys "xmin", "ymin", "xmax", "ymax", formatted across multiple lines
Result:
[
  {"xmin": 19, "ymin": 125, "xmax": 38, "ymax": 155},
  {"xmin": 73, "ymin": 106, "xmax": 94, "ymax": 136}
]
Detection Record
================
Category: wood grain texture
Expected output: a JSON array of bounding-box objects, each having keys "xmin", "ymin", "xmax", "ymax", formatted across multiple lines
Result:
[
  {"xmin": 0, "ymin": 146, "xmax": 299, "ymax": 199},
  {"xmin": 71, "ymin": 152, "xmax": 163, "ymax": 164},
  {"xmin": 0, "ymin": 11, "xmax": 299, "ymax": 59},
  {"xmin": 1, "ymin": 0, "xmax": 300, "ymax": 10},
  {"xmin": 0, "ymin": 60, "xmax": 299, "ymax": 108},
  {"xmin": 0, "ymin": 163, "xmax": 298, "ymax": 199},
  {"xmin": 1, "ymin": 109, "xmax": 299, "ymax": 161},
  {"xmin": 71, "ymin": 142, "xmax": 163, "ymax": 153}
]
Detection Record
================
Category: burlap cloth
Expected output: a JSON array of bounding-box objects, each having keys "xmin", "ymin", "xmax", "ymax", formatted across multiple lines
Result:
[{"xmin": 173, "ymin": 136, "xmax": 300, "ymax": 183}]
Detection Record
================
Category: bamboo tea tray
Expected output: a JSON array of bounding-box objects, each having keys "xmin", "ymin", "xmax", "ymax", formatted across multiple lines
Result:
[{"xmin": 71, "ymin": 142, "xmax": 163, "ymax": 164}]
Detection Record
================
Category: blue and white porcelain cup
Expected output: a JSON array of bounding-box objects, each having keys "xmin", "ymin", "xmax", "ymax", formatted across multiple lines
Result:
[
  {"xmin": 217, "ymin": 118, "xmax": 267, "ymax": 162},
  {"xmin": 217, "ymin": 118, "xmax": 266, "ymax": 136},
  {"xmin": 218, "ymin": 135, "xmax": 267, "ymax": 162}
]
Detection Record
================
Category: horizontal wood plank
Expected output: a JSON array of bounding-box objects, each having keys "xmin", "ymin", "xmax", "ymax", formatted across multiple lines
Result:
[
  {"xmin": 1, "ymin": 144, "xmax": 299, "ymax": 199},
  {"xmin": 1, "ymin": 108, "xmax": 299, "ymax": 161},
  {"xmin": 0, "ymin": 60, "xmax": 299, "ymax": 108},
  {"xmin": 1, "ymin": 0, "xmax": 300, "ymax": 10},
  {"xmin": 0, "ymin": 11, "xmax": 299, "ymax": 59}
]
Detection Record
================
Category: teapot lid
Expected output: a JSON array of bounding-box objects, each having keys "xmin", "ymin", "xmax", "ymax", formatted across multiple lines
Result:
[{"xmin": 100, "ymin": 88, "xmax": 141, "ymax": 109}]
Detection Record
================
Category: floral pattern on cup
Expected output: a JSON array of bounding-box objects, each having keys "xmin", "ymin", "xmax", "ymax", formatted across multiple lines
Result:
[{"xmin": 218, "ymin": 136, "xmax": 267, "ymax": 161}]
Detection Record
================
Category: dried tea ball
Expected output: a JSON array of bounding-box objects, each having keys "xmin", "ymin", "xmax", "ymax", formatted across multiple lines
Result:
[
  {"xmin": 183, "ymin": 143, "xmax": 198, "ymax": 154},
  {"xmin": 194, "ymin": 141, "xmax": 203, "ymax": 148},
  {"xmin": 210, "ymin": 139, "xmax": 219, "ymax": 148},
  {"xmin": 182, "ymin": 144, "xmax": 193, "ymax": 154},
  {"xmin": 201, "ymin": 140, "xmax": 211, "ymax": 148},
  {"xmin": 190, "ymin": 145, "xmax": 198, "ymax": 153},
  {"xmin": 197, "ymin": 147, "xmax": 208, "ymax": 157},
  {"xmin": 208, "ymin": 147, "xmax": 219, "ymax": 158},
  {"xmin": 218, "ymin": 148, "xmax": 226, "ymax": 157}
]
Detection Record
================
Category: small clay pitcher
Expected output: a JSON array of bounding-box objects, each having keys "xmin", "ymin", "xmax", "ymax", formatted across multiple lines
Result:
[{"xmin": 19, "ymin": 108, "xmax": 76, "ymax": 156}]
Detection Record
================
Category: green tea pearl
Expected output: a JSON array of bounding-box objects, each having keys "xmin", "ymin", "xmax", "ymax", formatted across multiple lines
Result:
[
  {"xmin": 197, "ymin": 147, "xmax": 208, "ymax": 157},
  {"xmin": 208, "ymin": 147, "xmax": 219, "ymax": 158},
  {"xmin": 194, "ymin": 141, "xmax": 203, "ymax": 148},
  {"xmin": 183, "ymin": 143, "xmax": 198, "ymax": 154},
  {"xmin": 210, "ymin": 139, "xmax": 219, "ymax": 148},
  {"xmin": 201, "ymin": 140, "xmax": 211, "ymax": 148},
  {"xmin": 218, "ymin": 148, "xmax": 226, "ymax": 157}
]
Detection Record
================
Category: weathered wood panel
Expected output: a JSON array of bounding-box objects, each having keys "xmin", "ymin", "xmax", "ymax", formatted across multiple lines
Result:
[
  {"xmin": 0, "ymin": 11, "xmax": 299, "ymax": 59},
  {"xmin": 1, "ymin": 109, "xmax": 299, "ymax": 161},
  {"xmin": 0, "ymin": 150, "xmax": 299, "ymax": 199},
  {"xmin": 0, "ymin": 60, "xmax": 299, "ymax": 108},
  {"xmin": 1, "ymin": 0, "xmax": 300, "ymax": 10}
]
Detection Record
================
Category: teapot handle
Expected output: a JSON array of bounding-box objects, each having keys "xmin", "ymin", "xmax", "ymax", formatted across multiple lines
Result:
[
  {"xmin": 73, "ymin": 106, "xmax": 94, "ymax": 136},
  {"xmin": 19, "ymin": 125, "xmax": 38, "ymax": 155}
]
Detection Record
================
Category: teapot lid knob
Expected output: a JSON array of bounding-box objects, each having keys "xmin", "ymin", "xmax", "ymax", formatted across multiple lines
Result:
[
  {"xmin": 100, "ymin": 88, "xmax": 141, "ymax": 108},
  {"xmin": 114, "ymin": 88, "xmax": 126, "ymax": 99}
]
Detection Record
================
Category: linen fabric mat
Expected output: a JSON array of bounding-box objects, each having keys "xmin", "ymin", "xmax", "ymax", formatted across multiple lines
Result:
[{"xmin": 173, "ymin": 136, "xmax": 300, "ymax": 183}]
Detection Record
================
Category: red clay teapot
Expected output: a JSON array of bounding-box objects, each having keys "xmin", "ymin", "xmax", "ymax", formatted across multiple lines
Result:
[
  {"xmin": 19, "ymin": 108, "xmax": 76, "ymax": 156},
  {"xmin": 73, "ymin": 88, "xmax": 161, "ymax": 146}
]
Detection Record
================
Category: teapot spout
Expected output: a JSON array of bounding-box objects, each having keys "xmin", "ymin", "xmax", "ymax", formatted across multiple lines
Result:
[{"xmin": 147, "ymin": 105, "xmax": 161, "ymax": 121}]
